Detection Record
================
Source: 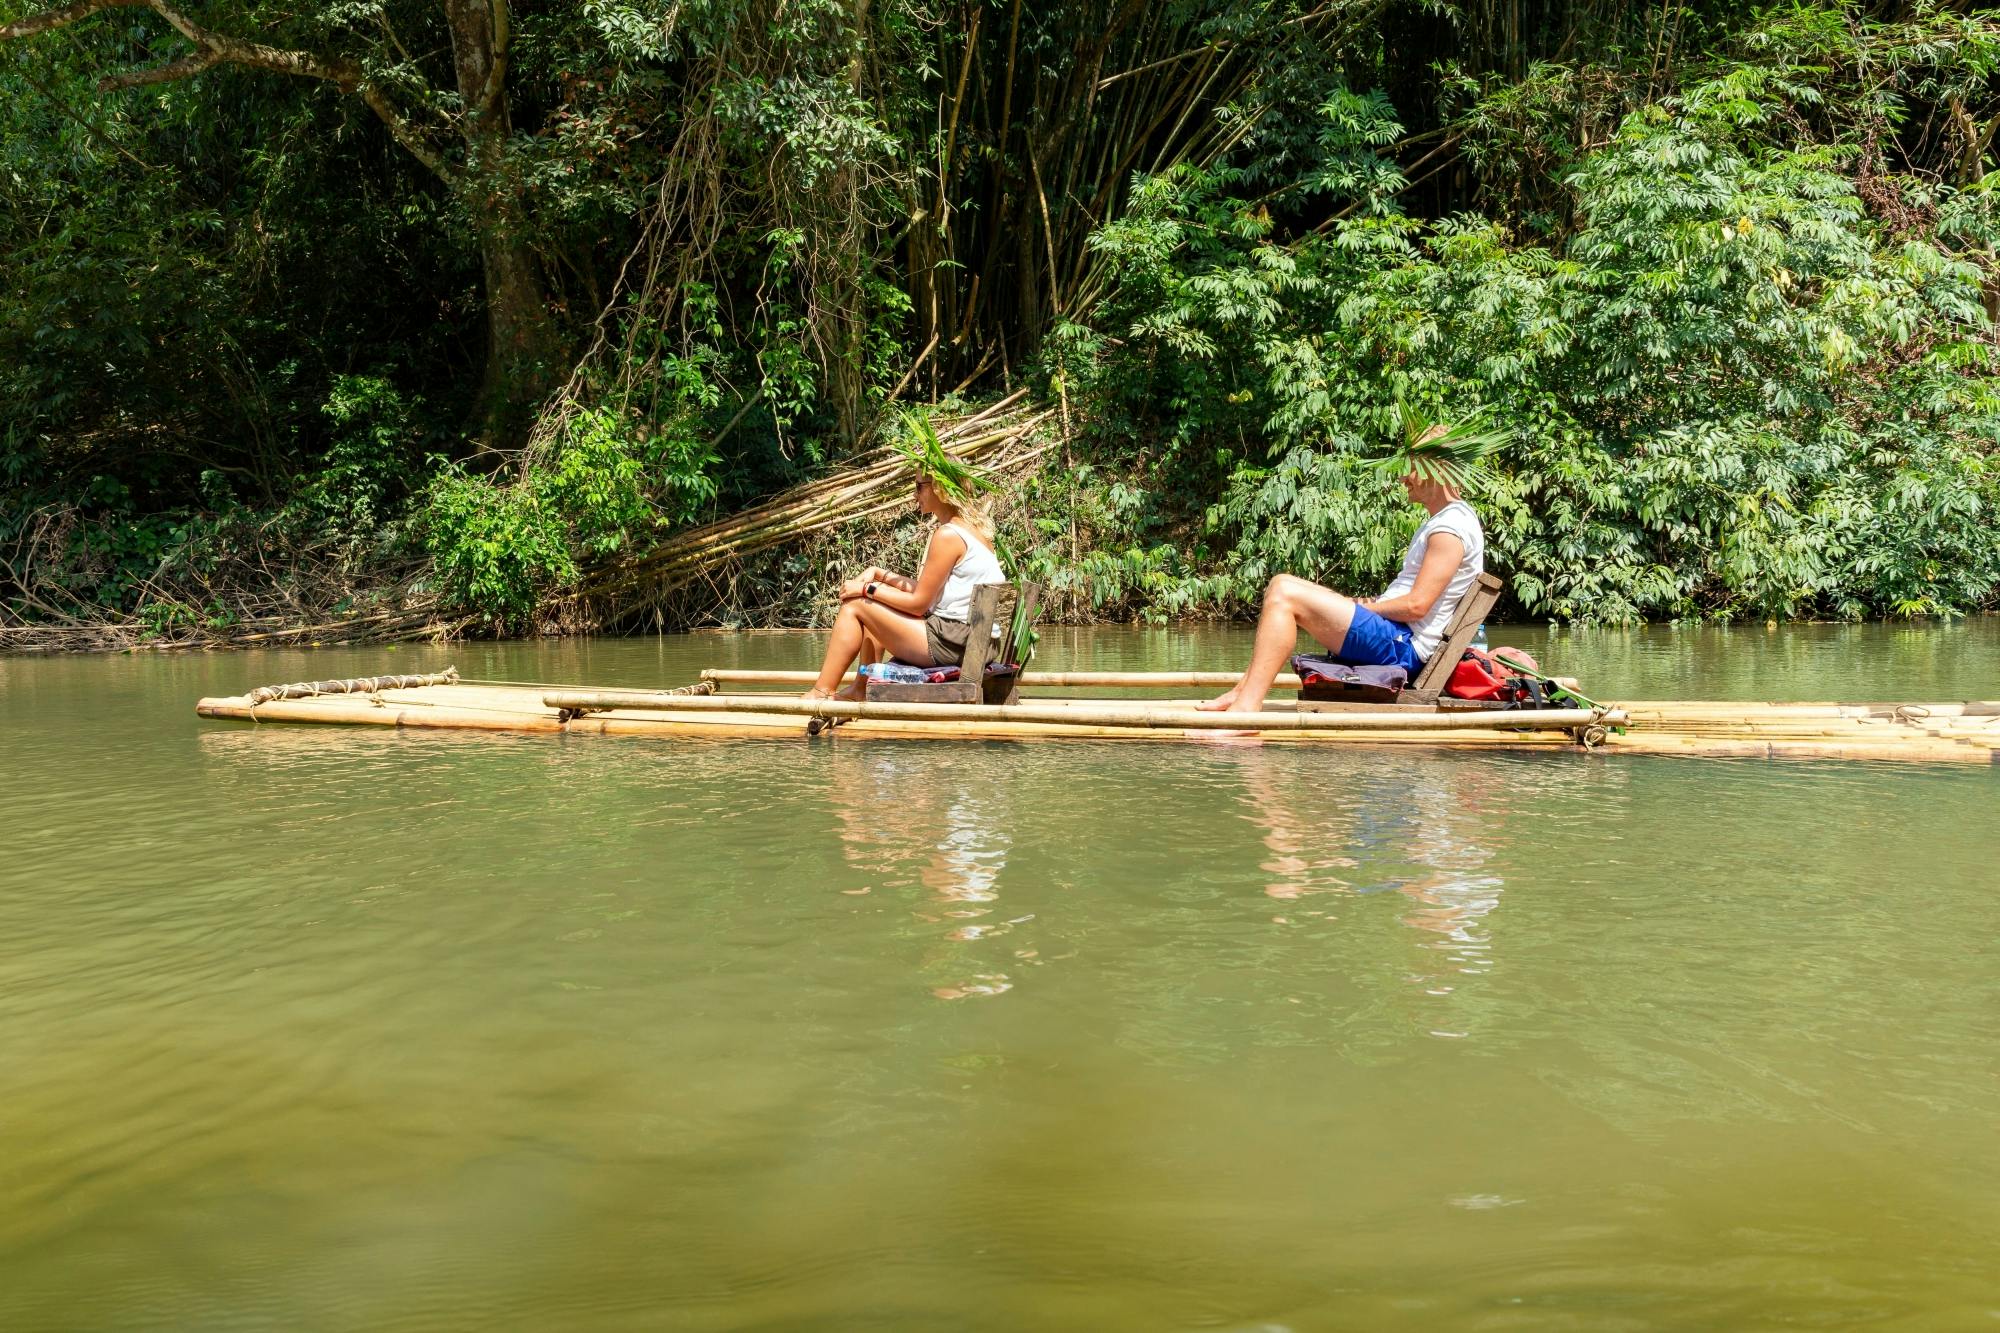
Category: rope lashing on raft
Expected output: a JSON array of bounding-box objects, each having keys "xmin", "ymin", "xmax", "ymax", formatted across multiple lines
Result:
[
  {"xmin": 555, "ymin": 677, "xmax": 713, "ymax": 724},
  {"xmin": 805, "ymin": 692, "xmax": 848, "ymax": 737},
  {"xmin": 245, "ymin": 667, "xmax": 459, "ymax": 706}
]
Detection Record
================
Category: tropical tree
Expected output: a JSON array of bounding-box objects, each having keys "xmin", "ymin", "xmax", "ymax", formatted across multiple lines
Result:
[{"xmin": 0, "ymin": 0, "xmax": 557, "ymax": 440}]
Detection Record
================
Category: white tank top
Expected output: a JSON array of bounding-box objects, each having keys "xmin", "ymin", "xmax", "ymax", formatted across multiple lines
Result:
[
  {"xmin": 927, "ymin": 521, "xmax": 1005, "ymax": 621},
  {"xmin": 1379, "ymin": 499, "xmax": 1485, "ymax": 661}
]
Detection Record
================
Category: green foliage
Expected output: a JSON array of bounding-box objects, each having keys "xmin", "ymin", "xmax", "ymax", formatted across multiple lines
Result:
[
  {"xmin": 1373, "ymin": 401, "xmax": 1510, "ymax": 490},
  {"xmin": 1067, "ymin": 30, "xmax": 2000, "ymax": 623},
  {"xmin": 6, "ymin": 0, "xmax": 2000, "ymax": 636},
  {"xmin": 289, "ymin": 375, "xmax": 429, "ymax": 542},
  {"xmin": 892, "ymin": 408, "xmax": 988, "ymax": 503},
  {"xmin": 423, "ymin": 470, "xmax": 578, "ymax": 631},
  {"xmin": 421, "ymin": 404, "xmax": 721, "ymax": 626}
]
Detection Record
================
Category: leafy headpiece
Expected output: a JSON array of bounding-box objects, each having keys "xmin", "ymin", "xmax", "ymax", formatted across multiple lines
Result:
[
  {"xmin": 1371, "ymin": 401, "xmax": 1508, "ymax": 491},
  {"xmin": 894, "ymin": 409, "xmax": 987, "ymax": 504}
]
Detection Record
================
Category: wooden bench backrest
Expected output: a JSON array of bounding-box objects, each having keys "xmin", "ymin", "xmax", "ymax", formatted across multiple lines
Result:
[
  {"xmin": 963, "ymin": 581, "xmax": 1042, "ymax": 676},
  {"xmin": 1409, "ymin": 572, "xmax": 1503, "ymax": 695}
]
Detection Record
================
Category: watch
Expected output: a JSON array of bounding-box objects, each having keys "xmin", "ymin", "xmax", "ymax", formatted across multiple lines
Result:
[{"xmin": 865, "ymin": 581, "xmax": 878, "ymax": 598}]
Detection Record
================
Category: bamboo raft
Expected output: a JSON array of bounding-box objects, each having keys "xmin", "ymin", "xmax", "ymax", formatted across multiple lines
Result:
[{"xmin": 192, "ymin": 669, "xmax": 2000, "ymax": 764}]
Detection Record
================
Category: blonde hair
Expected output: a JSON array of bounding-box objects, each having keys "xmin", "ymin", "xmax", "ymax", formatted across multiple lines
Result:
[{"xmin": 942, "ymin": 493, "xmax": 997, "ymax": 546}]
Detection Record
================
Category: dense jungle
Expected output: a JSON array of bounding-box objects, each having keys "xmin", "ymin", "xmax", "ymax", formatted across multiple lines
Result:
[{"xmin": 2, "ymin": 0, "xmax": 1997, "ymax": 647}]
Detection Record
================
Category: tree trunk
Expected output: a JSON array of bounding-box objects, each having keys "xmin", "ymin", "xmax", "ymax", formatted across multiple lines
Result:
[
  {"xmin": 443, "ymin": 0, "xmax": 558, "ymax": 448},
  {"xmin": 0, "ymin": 0, "xmax": 561, "ymax": 447},
  {"xmin": 824, "ymin": 0, "xmax": 872, "ymax": 442},
  {"xmin": 474, "ymin": 222, "xmax": 557, "ymax": 446}
]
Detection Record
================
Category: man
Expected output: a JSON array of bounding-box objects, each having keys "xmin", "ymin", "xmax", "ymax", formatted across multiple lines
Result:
[{"xmin": 1200, "ymin": 427, "xmax": 1487, "ymax": 716}]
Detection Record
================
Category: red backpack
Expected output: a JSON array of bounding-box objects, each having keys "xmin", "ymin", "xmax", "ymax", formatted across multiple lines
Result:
[
  {"xmin": 1446, "ymin": 646, "xmax": 1549, "ymax": 700},
  {"xmin": 1445, "ymin": 648, "xmax": 1510, "ymax": 701}
]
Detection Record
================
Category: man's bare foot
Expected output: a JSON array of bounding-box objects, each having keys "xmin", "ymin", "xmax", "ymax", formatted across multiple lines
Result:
[
  {"xmin": 1184, "ymin": 726, "xmax": 1264, "ymax": 742},
  {"xmin": 1196, "ymin": 687, "xmax": 1240, "ymax": 712}
]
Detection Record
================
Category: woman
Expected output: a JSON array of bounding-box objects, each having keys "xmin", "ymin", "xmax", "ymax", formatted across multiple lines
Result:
[{"xmin": 804, "ymin": 425, "xmax": 1004, "ymax": 701}]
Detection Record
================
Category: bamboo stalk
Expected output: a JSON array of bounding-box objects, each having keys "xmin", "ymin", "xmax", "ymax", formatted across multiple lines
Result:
[
  {"xmin": 594, "ymin": 436, "xmax": 1054, "ymax": 589},
  {"xmin": 695, "ymin": 672, "xmax": 2000, "ymax": 721},
  {"xmin": 885, "ymin": 333, "xmax": 941, "ymax": 403},
  {"xmin": 701, "ymin": 668, "xmax": 1308, "ymax": 689},
  {"xmin": 244, "ymin": 668, "xmax": 459, "ymax": 705},
  {"xmin": 936, "ymin": 4, "xmax": 981, "ymax": 220},
  {"xmin": 544, "ymin": 690, "xmax": 1620, "ymax": 733}
]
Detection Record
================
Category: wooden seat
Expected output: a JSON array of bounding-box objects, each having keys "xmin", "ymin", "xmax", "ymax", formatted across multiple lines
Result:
[
  {"xmin": 865, "ymin": 582, "xmax": 1041, "ymax": 706},
  {"xmin": 1297, "ymin": 572, "xmax": 1504, "ymax": 711}
]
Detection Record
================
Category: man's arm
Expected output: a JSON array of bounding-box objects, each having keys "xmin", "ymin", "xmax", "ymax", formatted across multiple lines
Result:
[{"xmin": 1361, "ymin": 533, "xmax": 1465, "ymax": 624}]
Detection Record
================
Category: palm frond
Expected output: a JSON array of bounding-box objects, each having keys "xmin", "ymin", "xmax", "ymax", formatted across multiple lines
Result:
[
  {"xmin": 893, "ymin": 409, "xmax": 989, "ymax": 503},
  {"xmin": 1369, "ymin": 401, "xmax": 1509, "ymax": 491}
]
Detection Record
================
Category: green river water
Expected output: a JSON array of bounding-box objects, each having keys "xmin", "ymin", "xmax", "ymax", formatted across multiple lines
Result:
[{"xmin": 3, "ymin": 621, "xmax": 1997, "ymax": 1330}]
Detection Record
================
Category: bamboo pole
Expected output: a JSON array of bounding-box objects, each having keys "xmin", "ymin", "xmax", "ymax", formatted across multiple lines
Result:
[
  {"xmin": 699, "ymin": 668, "xmax": 1306, "ymax": 688},
  {"xmin": 704, "ymin": 664, "xmax": 1312, "ymax": 684},
  {"xmin": 696, "ymin": 673, "xmax": 2000, "ymax": 718},
  {"xmin": 543, "ymin": 689, "xmax": 1621, "ymax": 733},
  {"xmin": 245, "ymin": 668, "xmax": 460, "ymax": 705},
  {"xmin": 199, "ymin": 696, "xmax": 567, "ymax": 732}
]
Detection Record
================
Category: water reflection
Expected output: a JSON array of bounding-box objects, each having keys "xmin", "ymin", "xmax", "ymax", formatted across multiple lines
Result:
[
  {"xmin": 1222, "ymin": 750, "xmax": 1505, "ymax": 990},
  {"xmin": 824, "ymin": 745, "xmax": 1021, "ymax": 1000},
  {"xmin": 1220, "ymin": 747, "xmax": 1362, "ymax": 902},
  {"xmin": 1212, "ymin": 748, "xmax": 1642, "ymax": 1054},
  {"xmin": 1397, "ymin": 767, "xmax": 1507, "ymax": 992}
]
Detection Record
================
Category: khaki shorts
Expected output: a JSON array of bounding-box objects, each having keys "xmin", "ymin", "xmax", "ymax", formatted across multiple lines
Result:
[{"xmin": 924, "ymin": 614, "xmax": 970, "ymax": 665}]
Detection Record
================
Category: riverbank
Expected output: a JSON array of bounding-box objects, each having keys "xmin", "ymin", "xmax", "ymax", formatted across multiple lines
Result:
[
  {"xmin": 12, "ymin": 7, "xmax": 2000, "ymax": 658},
  {"xmin": 7, "ymin": 541, "xmax": 1997, "ymax": 657},
  {"xmin": 8, "ymin": 394, "xmax": 1998, "ymax": 655},
  {"xmin": 10, "ymin": 584, "xmax": 1997, "ymax": 657}
]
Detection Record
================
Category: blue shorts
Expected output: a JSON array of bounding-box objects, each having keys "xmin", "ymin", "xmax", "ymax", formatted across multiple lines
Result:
[{"xmin": 1335, "ymin": 605, "xmax": 1425, "ymax": 675}]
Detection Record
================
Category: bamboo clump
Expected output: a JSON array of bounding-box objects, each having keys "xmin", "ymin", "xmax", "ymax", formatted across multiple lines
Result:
[{"xmin": 569, "ymin": 393, "xmax": 1051, "ymax": 611}]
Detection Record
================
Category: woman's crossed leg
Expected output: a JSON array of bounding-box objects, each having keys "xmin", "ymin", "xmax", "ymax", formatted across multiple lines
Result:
[{"xmin": 808, "ymin": 599, "xmax": 938, "ymax": 698}]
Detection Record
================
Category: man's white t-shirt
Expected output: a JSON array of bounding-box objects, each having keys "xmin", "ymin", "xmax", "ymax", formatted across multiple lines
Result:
[{"xmin": 1379, "ymin": 500, "xmax": 1485, "ymax": 661}]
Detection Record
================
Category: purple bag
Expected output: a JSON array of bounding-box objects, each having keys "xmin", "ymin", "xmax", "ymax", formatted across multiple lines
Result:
[{"xmin": 1291, "ymin": 654, "xmax": 1407, "ymax": 703}]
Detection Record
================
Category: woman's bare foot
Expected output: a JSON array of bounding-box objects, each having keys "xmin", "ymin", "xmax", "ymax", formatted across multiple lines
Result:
[
  {"xmin": 802, "ymin": 686, "xmax": 836, "ymax": 701},
  {"xmin": 833, "ymin": 683, "xmax": 866, "ymax": 702}
]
